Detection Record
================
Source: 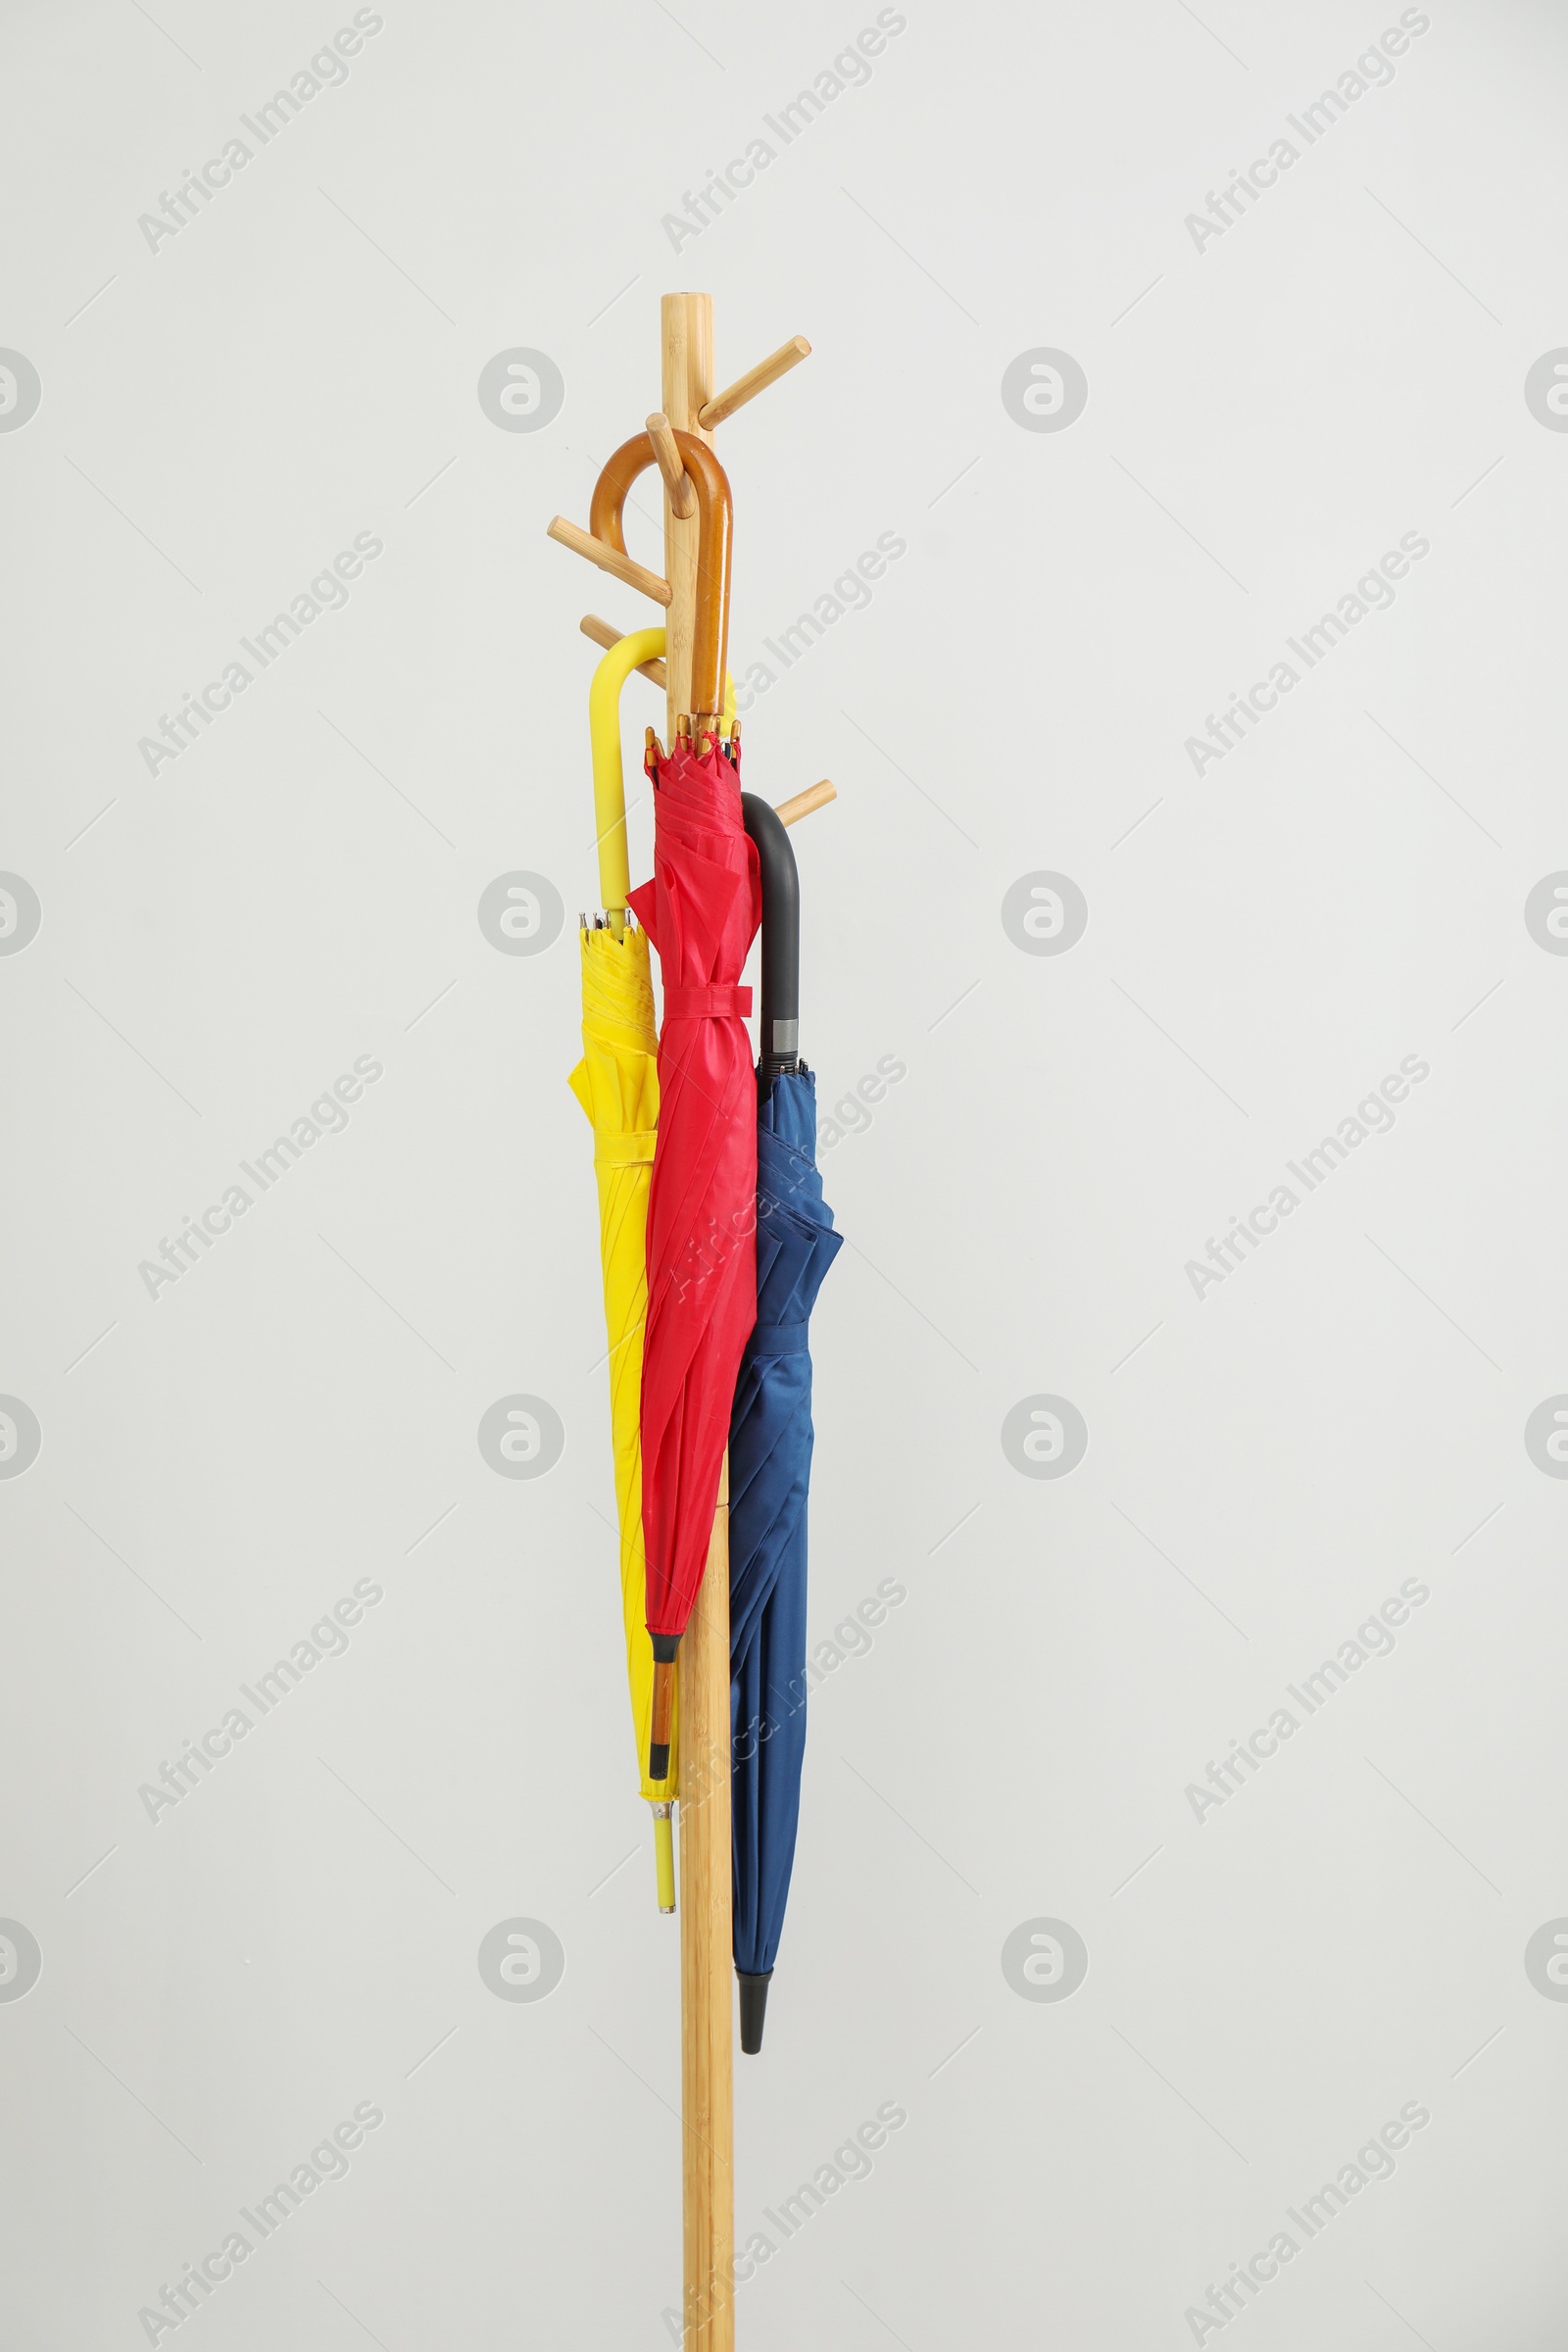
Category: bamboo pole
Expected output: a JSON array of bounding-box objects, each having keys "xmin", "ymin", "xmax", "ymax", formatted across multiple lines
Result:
[
  {"xmin": 680, "ymin": 1460, "xmax": 733, "ymax": 2347},
  {"xmin": 664, "ymin": 289, "xmax": 735, "ymax": 2352},
  {"xmin": 662, "ymin": 296, "xmax": 711, "ymax": 724}
]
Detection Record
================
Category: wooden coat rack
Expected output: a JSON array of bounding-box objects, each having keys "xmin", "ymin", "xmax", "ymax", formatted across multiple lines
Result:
[
  {"xmin": 550, "ymin": 293, "xmax": 815, "ymax": 2348},
  {"xmin": 665, "ymin": 292, "xmax": 734, "ymax": 2352}
]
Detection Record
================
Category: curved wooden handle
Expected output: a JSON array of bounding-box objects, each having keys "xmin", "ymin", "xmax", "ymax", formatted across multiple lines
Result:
[{"xmin": 590, "ymin": 429, "xmax": 732, "ymax": 722}]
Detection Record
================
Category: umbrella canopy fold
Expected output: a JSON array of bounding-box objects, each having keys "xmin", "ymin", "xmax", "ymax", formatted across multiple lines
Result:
[
  {"xmin": 728, "ymin": 794, "xmax": 841, "ymax": 2052},
  {"xmin": 569, "ymin": 625, "xmax": 680, "ymax": 1908},
  {"xmin": 568, "ymin": 921, "xmax": 674, "ymax": 1889},
  {"xmin": 728, "ymin": 1069, "xmax": 840, "ymax": 2047},
  {"xmin": 628, "ymin": 732, "xmax": 760, "ymax": 1777}
]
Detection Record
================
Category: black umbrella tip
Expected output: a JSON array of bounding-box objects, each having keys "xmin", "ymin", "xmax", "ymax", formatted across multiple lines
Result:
[
  {"xmin": 648, "ymin": 1641, "xmax": 677, "ymax": 1786},
  {"xmin": 737, "ymin": 1970, "xmax": 773, "ymax": 2055}
]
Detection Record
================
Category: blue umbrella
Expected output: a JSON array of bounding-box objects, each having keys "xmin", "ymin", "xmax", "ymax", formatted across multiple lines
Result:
[{"xmin": 729, "ymin": 797, "xmax": 841, "ymax": 2054}]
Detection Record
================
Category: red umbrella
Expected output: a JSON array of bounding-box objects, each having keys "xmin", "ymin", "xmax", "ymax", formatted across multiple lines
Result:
[{"xmin": 591, "ymin": 426, "xmax": 760, "ymax": 1776}]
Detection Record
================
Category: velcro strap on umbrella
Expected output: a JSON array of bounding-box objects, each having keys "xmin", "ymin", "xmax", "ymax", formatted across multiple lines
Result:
[
  {"xmin": 663, "ymin": 984, "xmax": 753, "ymax": 1019},
  {"xmin": 749, "ymin": 1321, "xmax": 808, "ymax": 1355},
  {"xmin": 595, "ymin": 1131, "xmax": 657, "ymax": 1167}
]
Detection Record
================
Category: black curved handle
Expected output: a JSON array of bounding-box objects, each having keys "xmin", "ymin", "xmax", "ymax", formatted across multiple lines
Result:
[{"xmin": 741, "ymin": 793, "xmax": 801, "ymax": 1084}]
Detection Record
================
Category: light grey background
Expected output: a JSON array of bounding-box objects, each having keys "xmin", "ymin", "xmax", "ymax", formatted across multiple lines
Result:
[{"xmin": 4, "ymin": 0, "xmax": 1567, "ymax": 2344}]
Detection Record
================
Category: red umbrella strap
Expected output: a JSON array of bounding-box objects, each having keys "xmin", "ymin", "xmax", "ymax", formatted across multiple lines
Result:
[
  {"xmin": 663, "ymin": 984, "xmax": 753, "ymax": 1019},
  {"xmin": 589, "ymin": 430, "xmax": 732, "ymax": 721}
]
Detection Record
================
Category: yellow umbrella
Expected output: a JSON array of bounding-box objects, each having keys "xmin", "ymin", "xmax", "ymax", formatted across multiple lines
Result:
[
  {"xmin": 569, "ymin": 626, "xmax": 675, "ymax": 1909},
  {"xmin": 568, "ymin": 631, "xmax": 736, "ymax": 1911}
]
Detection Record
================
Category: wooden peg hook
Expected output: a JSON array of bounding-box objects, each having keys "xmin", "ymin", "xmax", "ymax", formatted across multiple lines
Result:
[
  {"xmin": 646, "ymin": 413, "xmax": 697, "ymax": 519},
  {"xmin": 581, "ymin": 613, "xmax": 666, "ymax": 686},
  {"xmin": 773, "ymin": 779, "xmax": 836, "ymax": 827},
  {"xmin": 698, "ymin": 336, "xmax": 811, "ymax": 430},
  {"xmin": 546, "ymin": 516, "xmax": 672, "ymax": 606}
]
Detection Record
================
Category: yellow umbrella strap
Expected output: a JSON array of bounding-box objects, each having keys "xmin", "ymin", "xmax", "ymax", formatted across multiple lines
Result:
[{"xmin": 595, "ymin": 1132, "xmax": 656, "ymax": 1167}]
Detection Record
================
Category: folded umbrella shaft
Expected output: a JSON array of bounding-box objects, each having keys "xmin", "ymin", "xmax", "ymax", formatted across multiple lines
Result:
[
  {"xmin": 729, "ymin": 1070, "xmax": 840, "ymax": 2048},
  {"xmin": 727, "ymin": 802, "xmax": 841, "ymax": 2052},
  {"xmin": 569, "ymin": 626, "xmax": 688, "ymax": 1911},
  {"xmin": 568, "ymin": 920, "xmax": 679, "ymax": 1902},
  {"xmin": 630, "ymin": 735, "xmax": 761, "ymax": 1779},
  {"xmin": 730, "ymin": 1429, "xmax": 808, "ymax": 2052}
]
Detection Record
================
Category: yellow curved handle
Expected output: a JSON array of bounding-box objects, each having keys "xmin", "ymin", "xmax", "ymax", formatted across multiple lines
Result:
[
  {"xmin": 588, "ymin": 634, "xmax": 737, "ymax": 921},
  {"xmin": 589, "ymin": 628, "xmax": 664, "ymax": 920}
]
